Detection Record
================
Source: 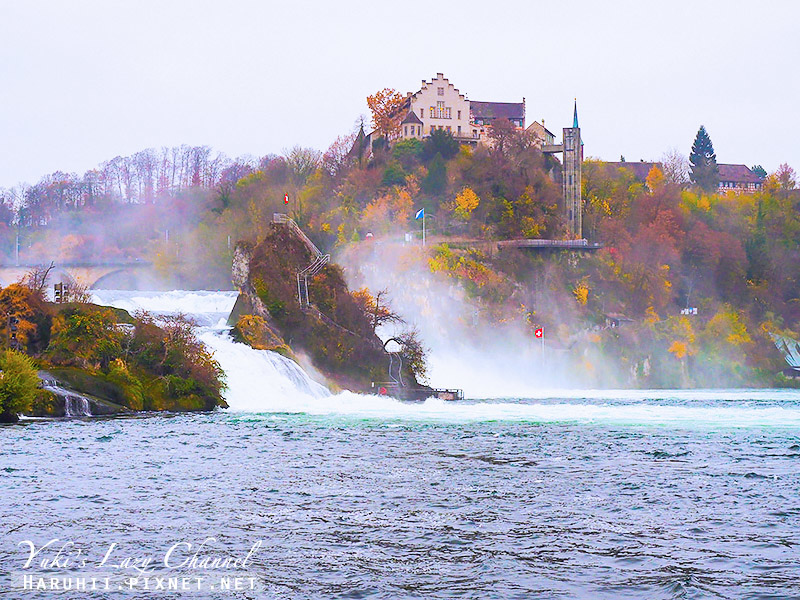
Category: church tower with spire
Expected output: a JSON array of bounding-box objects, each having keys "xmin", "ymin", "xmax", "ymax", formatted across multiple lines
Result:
[{"xmin": 562, "ymin": 100, "xmax": 582, "ymax": 238}]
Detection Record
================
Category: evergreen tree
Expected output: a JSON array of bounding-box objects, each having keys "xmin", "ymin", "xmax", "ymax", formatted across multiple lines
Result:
[
  {"xmin": 689, "ymin": 126, "xmax": 719, "ymax": 192},
  {"xmin": 751, "ymin": 164, "xmax": 767, "ymax": 179},
  {"xmin": 422, "ymin": 153, "xmax": 447, "ymax": 195},
  {"xmin": 422, "ymin": 129, "xmax": 459, "ymax": 161}
]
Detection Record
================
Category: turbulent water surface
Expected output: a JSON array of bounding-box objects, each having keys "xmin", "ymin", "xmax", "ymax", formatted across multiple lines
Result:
[{"xmin": 1, "ymin": 291, "xmax": 799, "ymax": 599}]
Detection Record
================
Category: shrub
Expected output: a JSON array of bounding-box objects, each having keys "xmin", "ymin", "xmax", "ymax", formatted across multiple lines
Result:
[
  {"xmin": 0, "ymin": 350, "xmax": 40, "ymax": 422},
  {"xmin": 129, "ymin": 312, "xmax": 225, "ymax": 406},
  {"xmin": 48, "ymin": 306, "xmax": 123, "ymax": 369}
]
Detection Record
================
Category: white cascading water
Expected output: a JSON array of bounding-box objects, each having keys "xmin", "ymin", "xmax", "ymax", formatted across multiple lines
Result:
[
  {"xmin": 64, "ymin": 394, "xmax": 91, "ymax": 417},
  {"xmin": 89, "ymin": 290, "xmax": 800, "ymax": 427},
  {"xmin": 42, "ymin": 383, "xmax": 92, "ymax": 417}
]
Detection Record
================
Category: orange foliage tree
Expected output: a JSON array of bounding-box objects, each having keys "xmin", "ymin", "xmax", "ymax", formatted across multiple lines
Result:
[{"xmin": 366, "ymin": 88, "xmax": 405, "ymax": 140}]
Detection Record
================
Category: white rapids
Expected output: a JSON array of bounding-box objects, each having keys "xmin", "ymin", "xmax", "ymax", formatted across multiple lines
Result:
[{"xmin": 89, "ymin": 290, "xmax": 800, "ymax": 428}]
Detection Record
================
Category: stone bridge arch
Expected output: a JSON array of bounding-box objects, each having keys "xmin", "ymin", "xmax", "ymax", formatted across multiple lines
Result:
[{"xmin": 0, "ymin": 261, "xmax": 153, "ymax": 289}]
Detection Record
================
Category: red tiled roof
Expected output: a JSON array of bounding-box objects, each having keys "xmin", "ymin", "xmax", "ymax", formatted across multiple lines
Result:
[{"xmin": 470, "ymin": 101, "xmax": 525, "ymax": 121}]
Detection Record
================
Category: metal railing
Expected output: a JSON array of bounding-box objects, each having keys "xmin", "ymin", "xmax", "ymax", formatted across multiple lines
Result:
[
  {"xmin": 273, "ymin": 213, "xmax": 325, "ymax": 258},
  {"xmin": 273, "ymin": 213, "xmax": 331, "ymax": 307},
  {"xmin": 296, "ymin": 254, "xmax": 330, "ymax": 308}
]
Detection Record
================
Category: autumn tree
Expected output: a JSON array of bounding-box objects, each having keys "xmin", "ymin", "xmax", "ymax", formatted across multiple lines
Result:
[
  {"xmin": 284, "ymin": 146, "xmax": 322, "ymax": 186},
  {"xmin": 487, "ymin": 118, "xmax": 518, "ymax": 158},
  {"xmin": 689, "ymin": 126, "xmax": 719, "ymax": 192},
  {"xmin": 48, "ymin": 306, "xmax": 124, "ymax": 369},
  {"xmin": 453, "ymin": 187, "xmax": 480, "ymax": 221},
  {"xmin": 397, "ymin": 327, "xmax": 428, "ymax": 383},
  {"xmin": 322, "ymin": 133, "xmax": 357, "ymax": 179},
  {"xmin": 645, "ymin": 165, "xmax": 665, "ymax": 192},
  {"xmin": 366, "ymin": 88, "xmax": 405, "ymax": 141},
  {"xmin": 660, "ymin": 148, "xmax": 689, "ymax": 186},
  {"xmin": 773, "ymin": 163, "xmax": 797, "ymax": 192},
  {"xmin": 352, "ymin": 287, "xmax": 404, "ymax": 333}
]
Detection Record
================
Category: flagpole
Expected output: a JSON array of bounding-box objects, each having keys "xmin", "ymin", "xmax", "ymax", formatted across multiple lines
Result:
[{"xmin": 422, "ymin": 212, "xmax": 426, "ymax": 247}]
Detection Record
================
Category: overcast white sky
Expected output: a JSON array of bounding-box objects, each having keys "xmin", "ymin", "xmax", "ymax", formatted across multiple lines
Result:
[{"xmin": 1, "ymin": 0, "xmax": 797, "ymax": 188}]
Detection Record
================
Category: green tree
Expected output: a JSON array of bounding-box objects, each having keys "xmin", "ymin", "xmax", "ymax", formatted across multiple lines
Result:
[
  {"xmin": 392, "ymin": 138, "xmax": 423, "ymax": 169},
  {"xmin": 422, "ymin": 129, "xmax": 459, "ymax": 161},
  {"xmin": 381, "ymin": 162, "xmax": 407, "ymax": 187},
  {"xmin": 689, "ymin": 125, "xmax": 719, "ymax": 192},
  {"xmin": 0, "ymin": 350, "xmax": 39, "ymax": 422},
  {"xmin": 751, "ymin": 164, "xmax": 767, "ymax": 179},
  {"xmin": 422, "ymin": 153, "xmax": 447, "ymax": 195},
  {"xmin": 47, "ymin": 306, "xmax": 123, "ymax": 370}
]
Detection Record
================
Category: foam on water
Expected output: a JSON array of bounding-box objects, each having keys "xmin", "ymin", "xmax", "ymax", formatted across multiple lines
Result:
[{"xmin": 91, "ymin": 289, "xmax": 800, "ymax": 428}]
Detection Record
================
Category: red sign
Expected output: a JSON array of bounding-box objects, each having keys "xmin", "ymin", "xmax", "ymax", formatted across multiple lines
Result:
[
  {"xmin": 534, "ymin": 328, "xmax": 544, "ymax": 338},
  {"xmin": 284, "ymin": 193, "xmax": 289, "ymax": 204}
]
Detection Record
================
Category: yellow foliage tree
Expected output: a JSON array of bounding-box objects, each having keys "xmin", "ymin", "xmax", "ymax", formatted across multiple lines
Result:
[
  {"xmin": 453, "ymin": 187, "xmax": 480, "ymax": 221},
  {"xmin": 645, "ymin": 165, "xmax": 665, "ymax": 192},
  {"xmin": 668, "ymin": 340, "xmax": 688, "ymax": 359},
  {"xmin": 394, "ymin": 186, "xmax": 414, "ymax": 222},
  {"xmin": 573, "ymin": 281, "xmax": 589, "ymax": 306}
]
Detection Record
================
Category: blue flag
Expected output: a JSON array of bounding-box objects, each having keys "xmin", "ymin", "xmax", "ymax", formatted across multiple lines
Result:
[{"xmin": 415, "ymin": 208, "xmax": 424, "ymax": 220}]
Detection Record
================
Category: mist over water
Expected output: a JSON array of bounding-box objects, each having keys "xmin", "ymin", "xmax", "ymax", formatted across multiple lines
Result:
[
  {"xmin": 336, "ymin": 242, "xmax": 585, "ymax": 397},
  {"xmin": 89, "ymin": 289, "xmax": 800, "ymax": 429}
]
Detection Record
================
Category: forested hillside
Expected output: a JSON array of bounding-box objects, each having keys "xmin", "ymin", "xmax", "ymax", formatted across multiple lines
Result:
[{"xmin": 2, "ymin": 121, "xmax": 798, "ymax": 386}]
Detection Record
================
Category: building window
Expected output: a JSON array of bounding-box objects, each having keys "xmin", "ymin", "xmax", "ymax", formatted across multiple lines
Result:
[
  {"xmin": 457, "ymin": 125, "xmax": 461, "ymax": 135},
  {"xmin": 420, "ymin": 108, "xmax": 424, "ymax": 118},
  {"xmin": 404, "ymin": 126, "xmax": 407, "ymax": 136},
  {"xmin": 437, "ymin": 87, "xmax": 444, "ymax": 96},
  {"xmin": 430, "ymin": 106, "xmax": 435, "ymax": 119},
  {"xmin": 457, "ymin": 110, "xmax": 461, "ymax": 120},
  {"xmin": 447, "ymin": 126, "xmax": 451, "ymax": 132},
  {"xmin": 445, "ymin": 107, "xmax": 452, "ymax": 119}
]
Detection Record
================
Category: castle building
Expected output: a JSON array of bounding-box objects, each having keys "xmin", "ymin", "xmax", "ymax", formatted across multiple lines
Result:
[
  {"xmin": 362, "ymin": 73, "xmax": 584, "ymax": 239},
  {"xmin": 394, "ymin": 73, "xmax": 526, "ymax": 144}
]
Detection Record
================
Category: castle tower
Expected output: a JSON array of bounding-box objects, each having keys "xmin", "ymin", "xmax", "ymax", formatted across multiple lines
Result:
[{"xmin": 562, "ymin": 100, "xmax": 582, "ymax": 238}]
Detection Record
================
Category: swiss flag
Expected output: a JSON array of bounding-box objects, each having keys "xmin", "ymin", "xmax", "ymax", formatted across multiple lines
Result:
[
  {"xmin": 284, "ymin": 193, "xmax": 289, "ymax": 204},
  {"xmin": 534, "ymin": 327, "xmax": 544, "ymax": 338}
]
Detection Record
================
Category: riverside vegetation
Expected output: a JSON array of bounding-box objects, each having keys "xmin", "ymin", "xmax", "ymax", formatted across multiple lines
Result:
[
  {"xmin": 1, "ymin": 112, "xmax": 799, "ymax": 388},
  {"xmin": 0, "ymin": 277, "xmax": 225, "ymax": 422}
]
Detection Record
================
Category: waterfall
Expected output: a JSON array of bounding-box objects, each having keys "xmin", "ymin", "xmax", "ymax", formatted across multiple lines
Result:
[
  {"xmin": 91, "ymin": 289, "xmax": 332, "ymax": 413},
  {"xmin": 199, "ymin": 331, "xmax": 330, "ymax": 412},
  {"xmin": 41, "ymin": 382, "xmax": 93, "ymax": 417}
]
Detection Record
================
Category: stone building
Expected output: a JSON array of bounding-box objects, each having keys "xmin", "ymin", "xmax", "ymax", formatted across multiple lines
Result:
[{"xmin": 526, "ymin": 120, "xmax": 556, "ymax": 147}]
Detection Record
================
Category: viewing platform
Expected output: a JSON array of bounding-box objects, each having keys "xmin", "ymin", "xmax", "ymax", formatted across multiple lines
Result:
[{"xmin": 497, "ymin": 239, "xmax": 604, "ymax": 251}]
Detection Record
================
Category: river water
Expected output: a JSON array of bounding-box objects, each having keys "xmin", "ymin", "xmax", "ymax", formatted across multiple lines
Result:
[{"xmin": 1, "ymin": 291, "xmax": 799, "ymax": 599}]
